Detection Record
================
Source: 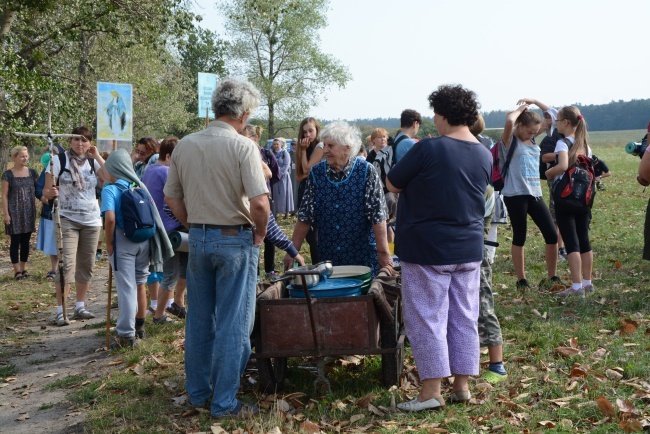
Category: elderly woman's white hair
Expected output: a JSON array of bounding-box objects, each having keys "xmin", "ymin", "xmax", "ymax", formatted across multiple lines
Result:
[
  {"xmin": 211, "ymin": 77, "xmax": 261, "ymax": 120},
  {"xmin": 320, "ymin": 120, "xmax": 362, "ymax": 162},
  {"xmin": 273, "ymin": 137, "xmax": 287, "ymax": 149}
]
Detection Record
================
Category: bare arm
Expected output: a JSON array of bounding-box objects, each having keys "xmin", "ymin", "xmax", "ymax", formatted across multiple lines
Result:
[
  {"xmin": 87, "ymin": 146, "xmax": 108, "ymax": 181},
  {"xmin": 249, "ymin": 194, "xmax": 270, "ymax": 247},
  {"xmin": 638, "ymin": 145, "xmax": 650, "ymax": 186},
  {"xmin": 104, "ymin": 210, "xmax": 116, "ymax": 255},
  {"xmin": 283, "ymin": 220, "xmax": 311, "ymax": 269},
  {"xmin": 502, "ymin": 104, "xmax": 529, "ymax": 148},
  {"xmin": 541, "ymin": 153, "xmax": 556, "ymax": 163},
  {"xmin": 517, "ymin": 98, "xmax": 550, "ymax": 113},
  {"xmin": 373, "ymin": 220, "xmax": 393, "ymax": 270},
  {"xmin": 261, "ymin": 161, "xmax": 272, "ymax": 180},
  {"xmin": 164, "ymin": 196, "xmax": 189, "ymax": 230},
  {"xmin": 2, "ymin": 180, "xmax": 10, "ymax": 224},
  {"xmin": 386, "ymin": 178, "xmax": 402, "ymax": 194},
  {"xmin": 545, "ymin": 151, "xmax": 569, "ymax": 179}
]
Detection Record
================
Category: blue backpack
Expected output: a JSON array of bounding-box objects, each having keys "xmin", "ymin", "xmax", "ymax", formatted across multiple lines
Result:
[{"xmin": 116, "ymin": 183, "xmax": 156, "ymax": 243}]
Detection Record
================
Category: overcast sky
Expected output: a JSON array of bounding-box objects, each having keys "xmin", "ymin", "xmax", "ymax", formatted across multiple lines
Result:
[{"xmin": 194, "ymin": 0, "xmax": 650, "ymax": 120}]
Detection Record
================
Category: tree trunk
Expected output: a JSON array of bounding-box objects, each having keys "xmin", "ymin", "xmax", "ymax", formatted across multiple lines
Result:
[
  {"xmin": 0, "ymin": 6, "xmax": 15, "ymax": 45},
  {"xmin": 268, "ymin": 102, "xmax": 275, "ymax": 141}
]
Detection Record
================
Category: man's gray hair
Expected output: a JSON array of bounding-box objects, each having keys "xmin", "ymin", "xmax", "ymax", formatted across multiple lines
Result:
[
  {"xmin": 212, "ymin": 78, "xmax": 261, "ymax": 120},
  {"xmin": 320, "ymin": 120, "xmax": 362, "ymax": 162}
]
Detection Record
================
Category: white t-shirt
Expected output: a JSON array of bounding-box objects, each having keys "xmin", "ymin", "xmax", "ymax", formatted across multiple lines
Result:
[
  {"xmin": 46, "ymin": 153, "xmax": 102, "ymax": 226},
  {"xmin": 552, "ymin": 137, "xmax": 592, "ymax": 181}
]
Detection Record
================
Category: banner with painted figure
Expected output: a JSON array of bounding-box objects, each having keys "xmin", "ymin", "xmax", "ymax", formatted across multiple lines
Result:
[
  {"xmin": 198, "ymin": 72, "xmax": 217, "ymax": 118},
  {"xmin": 97, "ymin": 82, "xmax": 133, "ymax": 141}
]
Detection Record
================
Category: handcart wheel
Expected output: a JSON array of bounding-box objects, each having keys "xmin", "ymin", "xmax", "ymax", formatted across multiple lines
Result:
[
  {"xmin": 258, "ymin": 357, "xmax": 287, "ymax": 394},
  {"xmin": 380, "ymin": 296, "xmax": 404, "ymax": 387}
]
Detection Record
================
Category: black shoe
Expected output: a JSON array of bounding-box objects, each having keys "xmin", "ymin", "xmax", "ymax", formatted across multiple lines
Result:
[
  {"xmin": 135, "ymin": 326, "xmax": 146, "ymax": 340},
  {"xmin": 516, "ymin": 278, "xmax": 530, "ymax": 290},
  {"xmin": 110, "ymin": 336, "xmax": 137, "ymax": 349},
  {"xmin": 166, "ymin": 302, "xmax": 187, "ymax": 319},
  {"xmin": 549, "ymin": 276, "xmax": 564, "ymax": 285}
]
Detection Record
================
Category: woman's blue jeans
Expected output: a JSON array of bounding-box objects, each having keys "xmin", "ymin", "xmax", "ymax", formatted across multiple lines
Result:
[{"xmin": 184, "ymin": 226, "xmax": 259, "ymax": 416}]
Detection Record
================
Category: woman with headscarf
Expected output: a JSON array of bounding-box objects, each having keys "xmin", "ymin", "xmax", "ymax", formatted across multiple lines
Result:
[{"xmin": 270, "ymin": 137, "xmax": 294, "ymax": 219}]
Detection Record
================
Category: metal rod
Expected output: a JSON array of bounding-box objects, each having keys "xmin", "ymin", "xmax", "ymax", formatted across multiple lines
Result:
[
  {"xmin": 13, "ymin": 132, "xmax": 83, "ymax": 139},
  {"xmin": 300, "ymin": 274, "xmax": 322, "ymax": 357}
]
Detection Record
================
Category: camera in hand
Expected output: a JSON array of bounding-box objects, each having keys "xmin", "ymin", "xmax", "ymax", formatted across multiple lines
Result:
[{"xmin": 626, "ymin": 135, "xmax": 648, "ymax": 159}]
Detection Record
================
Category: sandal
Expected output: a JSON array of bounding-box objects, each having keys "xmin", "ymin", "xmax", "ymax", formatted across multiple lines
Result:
[
  {"xmin": 21, "ymin": 270, "xmax": 30, "ymax": 278},
  {"xmin": 14, "ymin": 272, "xmax": 25, "ymax": 280},
  {"xmin": 46, "ymin": 270, "xmax": 57, "ymax": 281}
]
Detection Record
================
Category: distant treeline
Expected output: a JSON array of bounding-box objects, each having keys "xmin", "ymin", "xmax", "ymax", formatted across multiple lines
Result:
[{"xmin": 349, "ymin": 99, "xmax": 650, "ymax": 132}]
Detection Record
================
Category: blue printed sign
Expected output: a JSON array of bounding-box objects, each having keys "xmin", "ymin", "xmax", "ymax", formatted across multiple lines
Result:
[{"xmin": 198, "ymin": 72, "xmax": 218, "ymax": 118}]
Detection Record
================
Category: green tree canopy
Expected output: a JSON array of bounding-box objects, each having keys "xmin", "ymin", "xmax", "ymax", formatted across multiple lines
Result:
[{"xmin": 219, "ymin": 0, "xmax": 351, "ymax": 138}]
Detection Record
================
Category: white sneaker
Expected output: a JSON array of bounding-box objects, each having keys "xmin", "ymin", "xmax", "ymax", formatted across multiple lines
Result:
[
  {"xmin": 73, "ymin": 306, "xmax": 95, "ymax": 320},
  {"xmin": 55, "ymin": 312, "xmax": 70, "ymax": 326},
  {"xmin": 583, "ymin": 284, "xmax": 595, "ymax": 294},
  {"xmin": 556, "ymin": 287, "xmax": 585, "ymax": 299}
]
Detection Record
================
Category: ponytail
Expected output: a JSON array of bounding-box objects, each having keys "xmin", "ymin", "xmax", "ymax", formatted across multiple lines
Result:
[{"xmin": 559, "ymin": 106, "xmax": 588, "ymax": 166}]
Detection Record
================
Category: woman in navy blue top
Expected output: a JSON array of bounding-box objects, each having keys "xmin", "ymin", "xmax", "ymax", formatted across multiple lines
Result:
[{"xmin": 387, "ymin": 84, "xmax": 491, "ymax": 412}]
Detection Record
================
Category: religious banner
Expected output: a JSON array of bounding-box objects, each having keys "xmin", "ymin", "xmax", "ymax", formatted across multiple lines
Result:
[
  {"xmin": 97, "ymin": 82, "xmax": 133, "ymax": 141},
  {"xmin": 198, "ymin": 72, "xmax": 218, "ymax": 118}
]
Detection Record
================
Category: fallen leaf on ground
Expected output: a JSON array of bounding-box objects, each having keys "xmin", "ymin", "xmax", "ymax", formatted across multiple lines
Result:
[
  {"xmin": 616, "ymin": 398, "xmax": 636, "ymax": 413},
  {"xmin": 43, "ymin": 373, "xmax": 58, "ymax": 378},
  {"xmin": 210, "ymin": 424, "xmax": 227, "ymax": 434},
  {"xmin": 595, "ymin": 396, "xmax": 616, "ymax": 417},
  {"xmin": 538, "ymin": 420, "xmax": 556, "ymax": 428},
  {"xmin": 591, "ymin": 348, "xmax": 607, "ymax": 358},
  {"xmin": 620, "ymin": 319, "xmax": 638, "ymax": 335},
  {"xmin": 276, "ymin": 399, "xmax": 290, "ymax": 412},
  {"xmin": 300, "ymin": 420, "xmax": 320, "ymax": 433},
  {"xmin": 555, "ymin": 347, "xmax": 581, "ymax": 357},
  {"xmin": 350, "ymin": 414, "xmax": 364, "ymax": 423},
  {"xmin": 267, "ymin": 428, "xmax": 282, "ymax": 434},
  {"xmin": 171, "ymin": 395, "xmax": 188, "ymax": 406},
  {"xmin": 133, "ymin": 365, "xmax": 145, "ymax": 375},
  {"xmin": 606, "ymin": 369, "xmax": 624, "ymax": 380},
  {"xmin": 367, "ymin": 403, "xmax": 384, "ymax": 416},
  {"xmin": 619, "ymin": 419, "xmax": 643, "ymax": 432},
  {"xmin": 107, "ymin": 359, "xmax": 124, "ymax": 366}
]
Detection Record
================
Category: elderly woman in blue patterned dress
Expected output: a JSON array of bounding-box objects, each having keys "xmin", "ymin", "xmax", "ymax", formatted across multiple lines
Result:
[{"xmin": 283, "ymin": 121, "xmax": 392, "ymax": 276}]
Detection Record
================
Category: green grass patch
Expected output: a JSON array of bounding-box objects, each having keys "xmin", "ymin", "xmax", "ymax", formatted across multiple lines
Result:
[
  {"xmin": 45, "ymin": 375, "xmax": 87, "ymax": 391},
  {"xmin": 0, "ymin": 363, "xmax": 17, "ymax": 380},
  {"xmin": 27, "ymin": 355, "xmax": 58, "ymax": 365},
  {"xmin": 3, "ymin": 132, "xmax": 649, "ymax": 432}
]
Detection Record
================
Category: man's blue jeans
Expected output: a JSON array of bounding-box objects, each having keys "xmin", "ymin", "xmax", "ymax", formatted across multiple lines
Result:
[{"xmin": 184, "ymin": 227, "xmax": 259, "ymax": 416}]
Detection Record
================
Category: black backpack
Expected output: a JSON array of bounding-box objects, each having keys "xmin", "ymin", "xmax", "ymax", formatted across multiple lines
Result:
[{"xmin": 552, "ymin": 141, "xmax": 596, "ymax": 210}]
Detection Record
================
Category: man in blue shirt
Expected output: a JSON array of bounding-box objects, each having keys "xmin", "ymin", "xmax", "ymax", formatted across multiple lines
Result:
[{"xmin": 394, "ymin": 109, "xmax": 422, "ymax": 163}]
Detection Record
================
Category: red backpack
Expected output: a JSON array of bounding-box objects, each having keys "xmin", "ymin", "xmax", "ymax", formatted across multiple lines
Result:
[{"xmin": 490, "ymin": 138, "xmax": 518, "ymax": 191}]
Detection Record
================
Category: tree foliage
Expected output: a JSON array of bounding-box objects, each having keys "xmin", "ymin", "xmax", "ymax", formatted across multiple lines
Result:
[
  {"xmin": 219, "ymin": 0, "xmax": 351, "ymax": 138},
  {"xmin": 0, "ymin": 0, "xmax": 221, "ymax": 166}
]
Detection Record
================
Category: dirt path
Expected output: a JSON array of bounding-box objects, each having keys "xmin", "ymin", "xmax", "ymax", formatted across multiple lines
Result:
[{"xmin": 0, "ymin": 257, "xmax": 116, "ymax": 433}]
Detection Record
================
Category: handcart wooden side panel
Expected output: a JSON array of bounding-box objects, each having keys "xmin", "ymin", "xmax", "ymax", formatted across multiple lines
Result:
[{"xmin": 253, "ymin": 269, "xmax": 404, "ymax": 393}]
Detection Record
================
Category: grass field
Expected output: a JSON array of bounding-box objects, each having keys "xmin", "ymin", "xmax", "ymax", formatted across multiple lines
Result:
[{"xmin": 1, "ymin": 129, "xmax": 649, "ymax": 433}]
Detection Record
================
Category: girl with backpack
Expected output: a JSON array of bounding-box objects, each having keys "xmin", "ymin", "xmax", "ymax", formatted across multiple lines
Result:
[
  {"xmin": 500, "ymin": 102, "xmax": 560, "ymax": 290},
  {"xmin": 2, "ymin": 146, "xmax": 39, "ymax": 280},
  {"xmin": 544, "ymin": 106, "xmax": 594, "ymax": 298}
]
